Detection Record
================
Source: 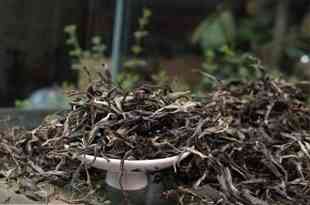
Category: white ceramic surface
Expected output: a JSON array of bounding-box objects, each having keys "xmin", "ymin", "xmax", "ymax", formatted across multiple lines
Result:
[
  {"xmin": 105, "ymin": 171, "xmax": 148, "ymax": 190},
  {"xmin": 79, "ymin": 152, "xmax": 190, "ymax": 172},
  {"xmin": 79, "ymin": 152, "xmax": 190, "ymax": 190}
]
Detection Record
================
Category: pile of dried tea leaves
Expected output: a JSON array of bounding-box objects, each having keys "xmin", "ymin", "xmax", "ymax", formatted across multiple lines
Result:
[
  {"xmin": 162, "ymin": 77, "xmax": 310, "ymax": 205},
  {"xmin": 1, "ymin": 71, "xmax": 310, "ymax": 205}
]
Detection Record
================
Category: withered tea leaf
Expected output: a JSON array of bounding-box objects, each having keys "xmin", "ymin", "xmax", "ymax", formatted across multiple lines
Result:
[{"xmin": 1, "ymin": 74, "xmax": 310, "ymax": 205}]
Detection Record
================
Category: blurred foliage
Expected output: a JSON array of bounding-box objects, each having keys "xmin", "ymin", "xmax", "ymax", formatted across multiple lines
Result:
[
  {"xmin": 116, "ymin": 72, "xmax": 140, "ymax": 90},
  {"xmin": 199, "ymin": 47, "xmax": 256, "ymax": 89},
  {"xmin": 192, "ymin": 9, "xmax": 235, "ymax": 50},
  {"xmin": 117, "ymin": 8, "xmax": 153, "ymax": 90},
  {"xmin": 122, "ymin": 8, "xmax": 190, "ymax": 92},
  {"xmin": 196, "ymin": 48, "xmax": 281, "ymax": 91},
  {"xmin": 192, "ymin": 0, "xmax": 310, "ymax": 91},
  {"xmin": 64, "ymin": 8, "xmax": 180, "ymax": 92},
  {"xmin": 15, "ymin": 1, "xmax": 310, "ymax": 109},
  {"xmin": 15, "ymin": 99, "xmax": 31, "ymax": 109},
  {"xmin": 65, "ymin": 25, "xmax": 106, "ymax": 60},
  {"xmin": 65, "ymin": 25, "xmax": 107, "ymax": 90},
  {"xmin": 131, "ymin": 8, "xmax": 152, "ymax": 56},
  {"xmin": 63, "ymin": 1, "xmax": 310, "ymax": 97},
  {"xmin": 192, "ymin": 3, "xmax": 265, "ymax": 91}
]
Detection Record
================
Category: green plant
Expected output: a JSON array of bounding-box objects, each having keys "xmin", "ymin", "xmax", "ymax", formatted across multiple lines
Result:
[
  {"xmin": 192, "ymin": 8, "xmax": 235, "ymax": 51},
  {"xmin": 64, "ymin": 25, "xmax": 108, "ymax": 90},
  {"xmin": 191, "ymin": 5, "xmax": 262, "ymax": 90},
  {"xmin": 64, "ymin": 8, "xmax": 188, "ymax": 92},
  {"xmin": 118, "ymin": 7, "xmax": 192, "ymax": 91},
  {"xmin": 15, "ymin": 99, "xmax": 31, "ymax": 109},
  {"xmin": 192, "ymin": 1, "xmax": 286, "ymax": 91},
  {"xmin": 196, "ymin": 45, "xmax": 283, "ymax": 92},
  {"xmin": 192, "ymin": 0, "xmax": 310, "ymax": 90},
  {"xmin": 131, "ymin": 8, "xmax": 152, "ymax": 56},
  {"xmin": 116, "ymin": 72, "xmax": 140, "ymax": 90},
  {"xmin": 64, "ymin": 9, "xmax": 153, "ymax": 91},
  {"xmin": 117, "ymin": 8, "xmax": 153, "ymax": 90},
  {"xmin": 65, "ymin": 25, "xmax": 106, "ymax": 60}
]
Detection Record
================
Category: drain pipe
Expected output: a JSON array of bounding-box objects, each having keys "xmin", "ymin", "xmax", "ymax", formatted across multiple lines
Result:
[{"xmin": 111, "ymin": 0, "xmax": 125, "ymax": 83}]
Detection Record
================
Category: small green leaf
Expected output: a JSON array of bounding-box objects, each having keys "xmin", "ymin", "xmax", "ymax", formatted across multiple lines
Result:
[
  {"xmin": 143, "ymin": 8, "xmax": 152, "ymax": 18},
  {"xmin": 64, "ymin": 25, "xmax": 76, "ymax": 34},
  {"xmin": 134, "ymin": 31, "xmax": 148, "ymax": 39},
  {"xmin": 92, "ymin": 36, "xmax": 102, "ymax": 45},
  {"xmin": 139, "ymin": 18, "xmax": 149, "ymax": 27},
  {"xmin": 69, "ymin": 49, "xmax": 82, "ymax": 58},
  {"xmin": 131, "ymin": 45, "xmax": 142, "ymax": 55}
]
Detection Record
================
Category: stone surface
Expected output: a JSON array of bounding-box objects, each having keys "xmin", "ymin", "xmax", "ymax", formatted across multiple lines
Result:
[
  {"xmin": 0, "ymin": 180, "xmax": 70, "ymax": 205},
  {"xmin": 0, "ymin": 108, "xmax": 59, "ymax": 129},
  {"xmin": 0, "ymin": 181, "xmax": 37, "ymax": 204}
]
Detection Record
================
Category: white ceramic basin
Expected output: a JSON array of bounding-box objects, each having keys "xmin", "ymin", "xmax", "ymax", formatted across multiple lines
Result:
[{"xmin": 79, "ymin": 152, "xmax": 190, "ymax": 190}]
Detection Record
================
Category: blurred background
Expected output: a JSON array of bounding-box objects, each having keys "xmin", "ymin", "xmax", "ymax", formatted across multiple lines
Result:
[{"xmin": 0, "ymin": 0, "xmax": 310, "ymax": 109}]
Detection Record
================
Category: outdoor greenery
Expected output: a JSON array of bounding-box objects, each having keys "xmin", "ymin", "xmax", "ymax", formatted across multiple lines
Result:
[
  {"xmin": 14, "ymin": 1, "xmax": 310, "ymax": 109},
  {"xmin": 117, "ymin": 7, "xmax": 153, "ymax": 89},
  {"xmin": 64, "ymin": 24, "xmax": 107, "ymax": 90},
  {"xmin": 193, "ymin": 0, "xmax": 310, "ymax": 80},
  {"xmin": 64, "ymin": 8, "xmax": 154, "ymax": 90},
  {"xmin": 189, "ymin": 0, "xmax": 310, "ymax": 94},
  {"xmin": 4, "ymin": 2, "xmax": 310, "ymax": 204},
  {"xmin": 62, "ymin": 1, "xmax": 310, "ymax": 91}
]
